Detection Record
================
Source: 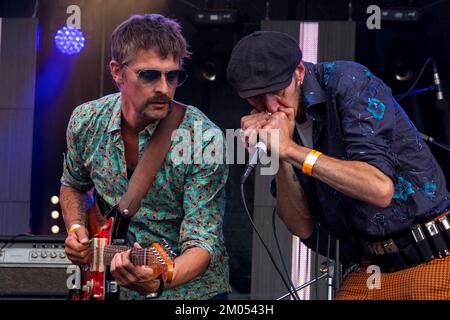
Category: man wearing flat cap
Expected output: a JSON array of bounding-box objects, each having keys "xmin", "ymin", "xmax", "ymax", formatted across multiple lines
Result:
[{"xmin": 227, "ymin": 31, "xmax": 450, "ymax": 299}]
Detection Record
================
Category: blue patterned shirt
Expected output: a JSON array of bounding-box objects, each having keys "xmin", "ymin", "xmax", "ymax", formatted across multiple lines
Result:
[{"xmin": 274, "ymin": 61, "xmax": 450, "ymax": 240}]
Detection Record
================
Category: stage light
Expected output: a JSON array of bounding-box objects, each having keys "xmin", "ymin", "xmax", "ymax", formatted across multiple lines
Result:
[
  {"xmin": 50, "ymin": 195, "xmax": 59, "ymax": 205},
  {"xmin": 51, "ymin": 210, "xmax": 60, "ymax": 219},
  {"xmin": 199, "ymin": 60, "xmax": 217, "ymax": 82},
  {"xmin": 54, "ymin": 26, "xmax": 85, "ymax": 55},
  {"xmin": 394, "ymin": 61, "xmax": 413, "ymax": 82},
  {"xmin": 51, "ymin": 225, "xmax": 60, "ymax": 234}
]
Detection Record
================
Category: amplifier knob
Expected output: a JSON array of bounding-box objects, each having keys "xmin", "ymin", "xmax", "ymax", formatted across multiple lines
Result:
[
  {"xmin": 59, "ymin": 252, "xmax": 66, "ymax": 259},
  {"xmin": 41, "ymin": 251, "xmax": 48, "ymax": 258},
  {"xmin": 50, "ymin": 252, "xmax": 57, "ymax": 258},
  {"xmin": 31, "ymin": 252, "xmax": 39, "ymax": 259}
]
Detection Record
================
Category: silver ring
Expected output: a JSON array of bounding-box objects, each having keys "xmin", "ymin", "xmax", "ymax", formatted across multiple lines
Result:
[
  {"xmin": 264, "ymin": 111, "xmax": 272, "ymax": 117},
  {"xmin": 144, "ymin": 292, "xmax": 158, "ymax": 299}
]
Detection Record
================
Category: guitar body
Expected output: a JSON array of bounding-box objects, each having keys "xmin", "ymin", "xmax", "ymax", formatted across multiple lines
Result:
[
  {"xmin": 83, "ymin": 212, "xmax": 121, "ymax": 300},
  {"xmin": 69, "ymin": 197, "xmax": 128, "ymax": 300},
  {"xmin": 69, "ymin": 193, "xmax": 174, "ymax": 300}
]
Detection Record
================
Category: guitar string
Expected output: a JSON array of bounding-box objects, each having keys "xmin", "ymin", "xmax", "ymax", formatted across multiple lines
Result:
[
  {"xmin": 102, "ymin": 248, "xmax": 169, "ymax": 259},
  {"xmin": 98, "ymin": 246, "xmax": 172, "ymax": 264},
  {"xmin": 100, "ymin": 248, "xmax": 169, "ymax": 265}
]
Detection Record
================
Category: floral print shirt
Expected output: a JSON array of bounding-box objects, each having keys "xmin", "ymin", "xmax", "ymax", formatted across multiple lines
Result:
[{"xmin": 61, "ymin": 93, "xmax": 230, "ymax": 299}]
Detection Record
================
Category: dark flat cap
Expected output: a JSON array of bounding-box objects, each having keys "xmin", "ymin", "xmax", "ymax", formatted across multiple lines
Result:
[{"xmin": 226, "ymin": 31, "xmax": 302, "ymax": 99}]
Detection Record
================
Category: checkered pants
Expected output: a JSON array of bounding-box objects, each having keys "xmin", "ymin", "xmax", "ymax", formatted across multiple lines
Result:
[{"xmin": 336, "ymin": 255, "xmax": 450, "ymax": 300}]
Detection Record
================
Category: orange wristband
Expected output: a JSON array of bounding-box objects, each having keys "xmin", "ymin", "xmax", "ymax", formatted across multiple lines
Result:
[{"xmin": 302, "ymin": 150, "xmax": 322, "ymax": 176}]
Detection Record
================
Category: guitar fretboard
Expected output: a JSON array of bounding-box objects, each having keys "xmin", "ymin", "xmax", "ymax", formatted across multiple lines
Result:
[{"xmin": 102, "ymin": 245, "xmax": 167, "ymax": 266}]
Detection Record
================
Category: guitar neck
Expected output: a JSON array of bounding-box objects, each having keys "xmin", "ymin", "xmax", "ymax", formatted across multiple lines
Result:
[
  {"xmin": 103, "ymin": 245, "xmax": 159, "ymax": 266},
  {"xmin": 88, "ymin": 238, "xmax": 174, "ymax": 284}
]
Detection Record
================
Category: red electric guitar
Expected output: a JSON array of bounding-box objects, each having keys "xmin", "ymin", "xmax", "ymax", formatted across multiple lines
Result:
[{"xmin": 69, "ymin": 194, "xmax": 175, "ymax": 300}]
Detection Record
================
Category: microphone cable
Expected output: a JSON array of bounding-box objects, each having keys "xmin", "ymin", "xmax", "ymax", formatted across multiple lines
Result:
[
  {"xmin": 0, "ymin": 233, "xmax": 35, "ymax": 251},
  {"xmin": 240, "ymin": 182, "xmax": 300, "ymax": 300},
  {"xmin": 272, "ymin": 207, "xmax": 302, "ymax": 300},
  {"xmin": 396, "ymin": 57, "xmax": 433, "ymax": 102}
]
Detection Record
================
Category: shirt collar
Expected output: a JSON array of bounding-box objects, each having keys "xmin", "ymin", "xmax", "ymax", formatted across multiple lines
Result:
[
  {"xmin": 301, "ymin": 62, "xmax": 327, "ymax": 121},
  {"xmin": 302, "ymin": 62, "xmax": 327, "ymax": 107},
  {"xmin": 107, "ymin": 93, "xmax": 122, "ymax": 133}
]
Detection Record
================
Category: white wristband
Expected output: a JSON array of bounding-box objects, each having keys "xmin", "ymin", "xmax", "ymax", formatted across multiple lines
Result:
[{"xmin": 68, "ymin": 223, "xmax": 82, "ymax": 234}]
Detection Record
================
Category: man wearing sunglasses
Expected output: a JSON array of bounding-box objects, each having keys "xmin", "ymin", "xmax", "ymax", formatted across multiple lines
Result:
[
  {"xmin": 227, "ymin": 31, "xmax": 450, "ymax": 299},
  {"xmin": 60, "ymin": 14, "xmax": 230, "ymax": 300}
]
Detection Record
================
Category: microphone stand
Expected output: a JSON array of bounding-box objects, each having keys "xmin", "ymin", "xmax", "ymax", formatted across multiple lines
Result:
[
  {"xmin": 420, "ymin": 133, "xmax": 450, "ymax": 152},
  {"xmin": 395, "ymin": 85, "xmax": 450, "ymax": 152},
  {"xmin": 276, "ymin": 258, "xmax": 338, "ymax": 300},
  {"xmin": 276, "ymin": 272, "xmax": 329, "ymax": 300}
]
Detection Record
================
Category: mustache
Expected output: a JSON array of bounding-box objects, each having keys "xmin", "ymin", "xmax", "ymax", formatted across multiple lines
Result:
[{"xmin": 146, "ymin": 94, "xmax": 172, "ymax": 105}]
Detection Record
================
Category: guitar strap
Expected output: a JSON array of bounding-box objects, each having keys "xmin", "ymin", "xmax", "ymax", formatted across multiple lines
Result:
[{"xmin": 117, "ymin": 101, "xmax": 186, "ymax": 217}]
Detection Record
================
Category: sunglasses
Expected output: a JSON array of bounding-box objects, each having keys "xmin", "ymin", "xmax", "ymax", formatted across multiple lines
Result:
[{"xmin": 124, "ymin": 65, "xmax": 188, "ymax": 87}]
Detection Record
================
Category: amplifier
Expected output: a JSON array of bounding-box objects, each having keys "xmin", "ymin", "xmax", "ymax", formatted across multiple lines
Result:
[{"xmin": 0, "ymin": 235, "xmax": 77, "ymax": 299}]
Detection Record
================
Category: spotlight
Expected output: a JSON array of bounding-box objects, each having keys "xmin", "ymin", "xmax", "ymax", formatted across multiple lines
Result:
[
  {"xmin": 50, "ymin": 195, "xmax": 59, "ymax": 205},
  {"xmin": 394, "ymin": 61, "xmax": 413, "ymax": 82},
  {"xmin": 54, "ymin": 26, "xmax": 85, "ymax": 55},
  {"xmin": 199, "ymin": 60, "xmax": 217, "ymax": 82},
  {"xmin": 195, "ymin": 56, "xmax": 229, "ymax": 83},
  {"xmin": 51, "ymin": 225, "xmax": 60, "ymax": 234},
  {"xmin": 51, "ymin": 210, "xmax": 60, "ymax": 219}
]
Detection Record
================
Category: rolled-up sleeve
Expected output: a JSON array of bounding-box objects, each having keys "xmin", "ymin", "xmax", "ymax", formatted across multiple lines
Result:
[
  {"xmin": 335, "ymin": 63, "xmax": 397, "ymax": 181},
  {"xmin": 60, "ymin": 110, "xmax": 94, "ymax": 191},
  {"xmin": 179, "ymin": 136, "xmax": 228, "ymax": 267}
]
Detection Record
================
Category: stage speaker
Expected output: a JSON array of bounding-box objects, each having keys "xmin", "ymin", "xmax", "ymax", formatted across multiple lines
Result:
[{"xmin": 0, "ymin": 235, "xmax": 74, "ymax": 299}]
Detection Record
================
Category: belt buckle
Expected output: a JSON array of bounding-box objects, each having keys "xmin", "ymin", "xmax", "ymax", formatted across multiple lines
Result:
[
  {"xmin": 424, "ymin": 220, "xmax": 450, "ymax": 258},
  {"xmin": 371, "ymin": 242, "xmax": 385, "ymax": 256},
  {"xmin": 383, "ymin": 239, "xmax": 399, "ymax": 254}
]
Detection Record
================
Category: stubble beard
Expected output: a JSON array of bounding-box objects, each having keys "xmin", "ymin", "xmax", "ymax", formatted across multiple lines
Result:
[{"xmin": 142, "ymin": 101, "xmax": 172, "ymax": 121}]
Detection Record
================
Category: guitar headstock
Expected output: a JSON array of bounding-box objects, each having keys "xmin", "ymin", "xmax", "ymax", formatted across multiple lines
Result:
[
  {"xmin": 149, "ymin": 242, "xmax": 175, "ymax": 283},
  {"xmin": 129, "ymin": 243, "xmax": 175, "ymax": 283},
  {"xmin": 161, "ymin": 238, "xmax": 177, "ymax": 261}
]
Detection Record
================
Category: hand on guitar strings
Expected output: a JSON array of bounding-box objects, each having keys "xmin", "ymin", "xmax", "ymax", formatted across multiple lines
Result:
[{"xmin": 110, "ymin": 242, "xmax": 161, "ymax": 296}]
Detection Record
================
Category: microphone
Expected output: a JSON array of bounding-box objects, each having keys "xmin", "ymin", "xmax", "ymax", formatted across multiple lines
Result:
[
  {"xmin": 240, "ymin": 141, "xmax": 267, "ymax": 184},
  {"xmin": 420, "ymin": 132, "xmax": 434, "ymax": 143},
  {"xmin": 420, "ymin": 131, "xmax": 450, "ymax": 152},
  {"xmin": 432, "ymin": 61, "xmax": 448, "ymax": 112}
]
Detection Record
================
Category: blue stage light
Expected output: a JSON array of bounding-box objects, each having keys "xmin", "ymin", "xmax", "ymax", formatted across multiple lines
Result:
[{"xmin": 54, "ymin": 26, "xmax": 85, "ymax": 55}]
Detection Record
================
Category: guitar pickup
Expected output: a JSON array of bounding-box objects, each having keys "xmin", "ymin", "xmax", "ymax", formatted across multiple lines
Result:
[{"xmin": 112, "ymin": 239, "xmax": 126, "ymax": 245}]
